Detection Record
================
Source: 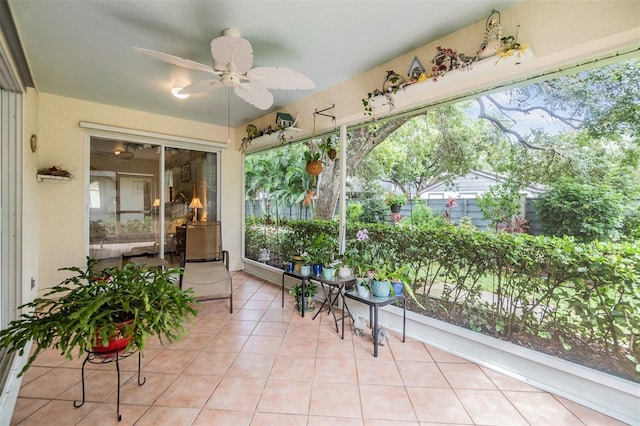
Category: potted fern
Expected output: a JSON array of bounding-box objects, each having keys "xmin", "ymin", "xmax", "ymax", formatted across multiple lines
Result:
[{"xmin": 0, "ymin": 257, "xmax": 198, "ymax": 377}]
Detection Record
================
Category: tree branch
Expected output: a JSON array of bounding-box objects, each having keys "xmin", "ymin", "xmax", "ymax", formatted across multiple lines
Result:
[
  {"xmin": 476, "ymin": 98, "xmax": 567, "ymax": 158},
  {"xmin": 484, "ymin": 95, "xmax": 581, "ymax": 129}
]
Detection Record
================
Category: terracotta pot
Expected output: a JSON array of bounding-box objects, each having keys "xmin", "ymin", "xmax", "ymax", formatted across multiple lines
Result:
[{"xmin": 305, "ymin": 160, "xmax": 323, "ymax": 176}]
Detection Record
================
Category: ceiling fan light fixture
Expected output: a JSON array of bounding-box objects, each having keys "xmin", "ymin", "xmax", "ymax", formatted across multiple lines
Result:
[{"xmin": 171, "ymin": 87, "xmax": 190, "ymax": 99}]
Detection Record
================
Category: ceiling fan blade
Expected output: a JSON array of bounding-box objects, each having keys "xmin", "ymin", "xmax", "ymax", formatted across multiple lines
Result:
[
  {"xmin": 179, "ymin": 79, "xmax": 223, "ymax": 95},
  {"xmin": 210, "ymin": 36, "xmax": 253, "ymax": 74},
  {"xmin": 247, "ymin": 67, "xmax": 315, "ymax": 90},
  {"xmin": 234, "ymin": 83, "xmax": 274, "ymax": 110},
  {"xmin": 132, "ymin": 47, "xmax": 215, "ymax": 74}
]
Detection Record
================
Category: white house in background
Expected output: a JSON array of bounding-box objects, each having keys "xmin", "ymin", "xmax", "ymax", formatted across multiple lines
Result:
[
  {"xmin": 418, "ymin": 170, "xmax": 546, "ymax": 231},
  {"xmin": 419, "ymin": 170, "xmax": 545, "ymax": 200}
]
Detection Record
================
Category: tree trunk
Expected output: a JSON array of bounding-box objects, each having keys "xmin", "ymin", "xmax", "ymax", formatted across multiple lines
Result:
[{"xmin": 314, "ymin": 117, "xmax": 410, "ymax": 220}]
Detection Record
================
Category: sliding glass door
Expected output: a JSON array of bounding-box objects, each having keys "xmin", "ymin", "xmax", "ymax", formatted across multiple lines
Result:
[{"xmin": 89, "ymin": 137, "xmax": 218, "ymax": 268}]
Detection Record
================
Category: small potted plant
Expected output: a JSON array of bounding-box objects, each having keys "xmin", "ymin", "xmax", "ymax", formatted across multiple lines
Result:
[
  {"xmin": 299, "ymin": 252, "xmax": 312, "ymax": 276},
  {"xmin": 369, "ymin": 261, "xmax": 392, "ymax": 298},
  {"xmin": 318, "ymin": 135, "xmax": 338, "ymax": 161},
  {"xmin": 385, "ymin": 192, "xmax": 407, "ymax": 213},
  {"xmin": 312, "ymin": 233, "xmax": 339, "ymax": 279},
  {"xmin": 304, "ymin": 150, "xmax": 323, "ymax": 176},
  {"xmin": 0, "ymin": 257, "xmax": 198, "ymax": 377},
  {"xmin": 289, "ymin": 282, "xmax": 318, "ymax": 313}
]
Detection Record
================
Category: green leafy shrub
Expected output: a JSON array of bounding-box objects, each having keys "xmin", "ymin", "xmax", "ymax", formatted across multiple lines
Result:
[
  {"xmin": 535, "ymin": 180, "xmax": 624, "ymax": 242},
  {"xmin": 346, "ymin": 201, "xmax": 364, "ymax": 222}
]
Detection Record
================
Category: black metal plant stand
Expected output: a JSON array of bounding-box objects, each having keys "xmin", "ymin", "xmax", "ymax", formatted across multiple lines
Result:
[{"xmin": 73, "ymin": 347, "xmax": 146, "ymax": 421}]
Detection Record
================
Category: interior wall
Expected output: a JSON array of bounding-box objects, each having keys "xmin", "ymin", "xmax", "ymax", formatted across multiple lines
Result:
[
  {"xmin": 241, "ymin": 0, "xmax": 640, "ymax": 152},
  {"xmin": 36, "ymin": 93, "xmax": 243, "ymax": 292}
]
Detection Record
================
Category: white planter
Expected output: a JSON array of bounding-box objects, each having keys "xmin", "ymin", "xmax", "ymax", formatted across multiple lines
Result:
[{"xmin": 338, "ymin": 266, "xmax": 352, "ymax": 278}]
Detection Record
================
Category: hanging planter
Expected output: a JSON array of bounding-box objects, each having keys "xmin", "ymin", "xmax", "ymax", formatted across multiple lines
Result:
[{"xmin": 306, "ymin": 160, "xmax": 323, "ymax": 176}]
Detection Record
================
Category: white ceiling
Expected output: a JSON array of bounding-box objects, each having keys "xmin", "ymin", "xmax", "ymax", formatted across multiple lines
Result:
[{"xmin": 8, "ymin": 0, "xmax": 522, "ymax": 128}]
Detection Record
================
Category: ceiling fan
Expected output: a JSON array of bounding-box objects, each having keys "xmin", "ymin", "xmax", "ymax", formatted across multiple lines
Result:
[{"xmin": 132, "ymin": 28, "xmax": 315, "ymax": 110}]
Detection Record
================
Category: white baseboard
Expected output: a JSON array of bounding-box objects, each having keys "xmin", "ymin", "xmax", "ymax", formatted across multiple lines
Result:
[{"xmin": 0, "ymin": 342, "xmax": 30, "ymax": 426}]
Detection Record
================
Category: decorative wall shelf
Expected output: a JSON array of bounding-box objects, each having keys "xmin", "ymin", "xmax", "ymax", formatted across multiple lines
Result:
[
  {"xmin": 37, "ymin": 174, "xmax": 72, "ymax": 182},
  {"xmin": 368, "ymin": 49, "xmax": 535, "ymax": 110},
  {"xmin": 249, "ymin": 126, "xmax": 302, "ymax": 146}
]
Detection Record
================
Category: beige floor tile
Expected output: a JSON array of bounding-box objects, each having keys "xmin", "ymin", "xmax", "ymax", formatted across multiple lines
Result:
[
  {"xmin": 226, "ymin": 352, "xmax": 276, "ymax": 378},
  {"xmin": 141, "ymin": 349, "xmax": 198, "ymax": 374},
  {"xmin": 183, "ymin": 351, "xmax": 237, "ymax": 375},
  {"xmin": 270, "ymin": 355, "xmax": 316, "ymax": 381},
  {"xmin": 57, "ymin": 368, "xmax": 135, "ymax": 402},
  {"xmin": 504, "ymin": 391, "xmax": 585, "ymax": 425},
  {"xmin": 133, "ymin": 406, "xmax": 200, "ymax": 426},
  {"xmin": 250, "ymin": 292, "xmax": 278, "ymax": 302},
  {"xmin": 224, "ymin": 320, "xmax": 259, "ymax": 335},
  {"xmin": 193, "ymin": 409, "xmax": 253, "ymax": 426},
  {"xmin": 286, "ymin": 322, "xmax": 321, "ymax": 339},
  {"xmin": 18, "ymin": 368, "xmax": 80, "ymax": 400},
  {"xmin": 233, "ymin": 308, "xmax": 267, "ymax": 321},
  {"xmin": 438, "ymin": 362, "xmax": 497, "ymax": 389},
  {"xmin": 555, "ymin": 396, "xmax": 629, "ymax": 426},
  {"xmin": 308, "ymin": 415, "xmax": 364, "ymax": 426},
  {"xmin": 29, "ymin": 347, "xmax": 68, "ymax": 368},
  {"xmin": 406, "ymin": 387, "xmax": 472, "ymax": 424},
  {"xmin": 313, "ymin": 357, "xmax": 358, "ymax": 383},
  {"xmin": 154, "ymin": 374, "xmax": 220, "ymax": 408},
  {"xmin": 252, "ymin": 321, "xmax": 290, "ymax": 337},
  {"xmin": 241, "ymin": 335, "xmax": 284, "ymax": 354},
  {"xmin": 9, "ymin": 397, "xmax": 49, "ymax": 425},
  {"xmin": 388, "ymin": 341, "xmax": 432, "ymax": 362},
  {"xmin": 251, "ymin": 411, "xmax": 308, "ymax": 426},
  {"xmin": 256, "ymin": 378, "xmax": 313, "ymax": 415},
  {"xmin": 396, "ymin": 361, "xmax": 449, "ymax": 388},
  {"xmin": 18, "ymin": 366, "xmax": 52, "ymax": 387},
  {"xmin": 107, "ymin": 372, "xmax": 177, "ymax": 406},
  {"xmin": 480, "ymin": 366, "xmax": 545, "ymax": 392},
  {"xmin": 162, "ymin": 331, "xmax": 213, "ymax": 351},
  {"xmin": 352, "ymin": 335, "xmax": 394, "ymax": 360},
  {"xmin": 262, "ymin": 308, "xmax": 294, "ymax": 323},
  {"xmin": 77, "ymin": 403, "xmax": 148, "ymax": 425},
  {"xmin": 362, "ymin": 420, "xmax": 419, "ymax": 426},
  {"xmin": 425, "ymin": 345, "xmax": 472, "ymax": 363},
  {"xmin": 204, "ymin": 376, "xmax": 266, "ymax": 411},
  {"xmin": 16, "ymin": 399, "xmax": 97, "ymax": 426},
  {"xmin": 356, "ymin": 358, "xmax": 404, "ymax": 386},
  {"xmin": 278, "ymin": 336, "xmax": 318, "ymax": 357},
  {"xmin": 315, "ymin": 337, "xmax": 355, "ymax": 359},
  {"xmin": 203, "ymin": 331, "xmax": 249, "ymax": 352},
  {"xmin": 242, "ymin": 299, "xmax": 273, "ymax": 310},
  {"xmin": 359, "ymin": 384, "xmax": 417, "ymax": 421},
  {"xmin": 309, "ymin": 382, "xmax": 362, "ymax": 418},
  {"xmin": 456, "ymin": 389, "xmax": 528, "ymax": 425}
]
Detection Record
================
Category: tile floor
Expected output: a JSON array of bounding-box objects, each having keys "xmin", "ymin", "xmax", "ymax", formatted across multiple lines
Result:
[{"xmin": 10, "ymin": 271, "xmax": 627, "ymax": 425}]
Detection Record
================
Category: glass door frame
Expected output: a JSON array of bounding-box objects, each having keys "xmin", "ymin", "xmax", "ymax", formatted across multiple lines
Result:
[{"xmin": 81, "ymin": 122, "xmax": 226, "ymax": 262}]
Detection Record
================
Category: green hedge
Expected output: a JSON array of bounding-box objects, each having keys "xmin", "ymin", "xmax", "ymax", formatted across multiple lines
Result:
[{"xmin": 246, "ymin": 219, "xmax": 640, "ymax": 378}]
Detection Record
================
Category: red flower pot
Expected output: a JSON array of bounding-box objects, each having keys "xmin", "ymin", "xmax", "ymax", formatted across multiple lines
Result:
[{"xmin": 91, "ymin": 319, "xmax": 134, "ymax": 354}]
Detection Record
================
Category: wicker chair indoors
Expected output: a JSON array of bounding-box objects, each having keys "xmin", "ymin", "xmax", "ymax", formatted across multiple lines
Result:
[{"xmin": 179, "ymin": 221, "xmax": 233, "ymax": 313}]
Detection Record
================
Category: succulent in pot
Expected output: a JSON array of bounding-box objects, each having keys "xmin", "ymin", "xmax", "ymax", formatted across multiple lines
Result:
[{"xmin": 0, "ymin": 257, "xmax": 198, "ymax": 377}]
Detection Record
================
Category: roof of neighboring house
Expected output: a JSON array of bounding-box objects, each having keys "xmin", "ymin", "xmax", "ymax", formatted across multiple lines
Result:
[{"xmin": 419, "ymin": 170, "xmax": 546, "ymax": 198}]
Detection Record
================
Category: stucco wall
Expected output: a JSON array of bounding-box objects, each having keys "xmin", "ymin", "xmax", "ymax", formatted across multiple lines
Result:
[
  {"xmin": 36, "ymin": 93, "xmax": 243, "ymax": 291},
  {"xmin": 242, "ymin": 0, "xmax": 640, "ymax": 153}
]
